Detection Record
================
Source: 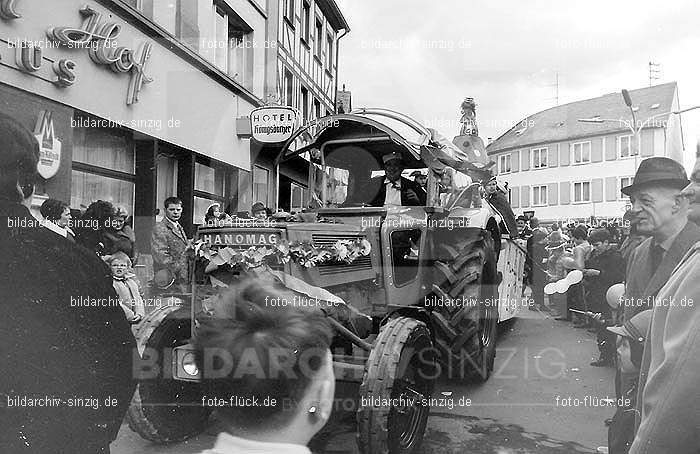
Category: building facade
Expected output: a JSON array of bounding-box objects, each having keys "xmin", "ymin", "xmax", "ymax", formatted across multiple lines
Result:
[
  {"xmin": 486, "ymin": 82, "xmax": 684, "ymax": 223},
  {"xmin": 0, "ymin": 0, "xmax": 347, "ymax": 261},
  {"xmin": 250, "ymin": 0, "xmax": 349, "ymax": 214}
]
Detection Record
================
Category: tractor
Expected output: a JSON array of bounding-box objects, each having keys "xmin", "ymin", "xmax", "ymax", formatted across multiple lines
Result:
[{"xmin": 126, "ymin": 108, "xmax": 525, "ymax": 454}]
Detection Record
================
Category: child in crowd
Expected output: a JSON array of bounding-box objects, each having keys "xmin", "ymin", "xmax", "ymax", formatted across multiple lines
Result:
[
  {"xmin": 108, "ymin": 252, "xmax": 146, "ymax": 325},
  {"xmin": 602, "ymin": 310, "xmax": 652, "ymax": 454}
]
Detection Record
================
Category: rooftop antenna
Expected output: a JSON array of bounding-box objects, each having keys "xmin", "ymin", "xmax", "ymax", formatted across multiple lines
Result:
[
  {"xmin": 546, "ymin": 72, "xmax": 560, "ymax": 106},
  {"xmin": 649, "ymin": 61, "xmax": 661, "ymax": 86}
]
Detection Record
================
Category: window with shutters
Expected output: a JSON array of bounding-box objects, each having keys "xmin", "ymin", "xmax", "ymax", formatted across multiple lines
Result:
[
  {"xmin": 531, "ymin": 147, "xmax": 548, "ymax": 169},
  {"xmin": 532, "ymin": 185, "xmax": 547, "ymax": 206},
  {"xmin": 498, "ymin": 154, "xmax": 511, "ymax": 174},
  {"xmin": 573, "ymin": 181, "xmax": 591, "ymax": 203},
  {"xmin": 618, "ymin": 135, "xmax": 637, "ymax": 158},
  {"xmin": 572, "ymin": 141, "xmax": 591, "ymax": 164},
  {"xmin": 620, "ymin": 176, "xmax": 634, "ymax": 200}
]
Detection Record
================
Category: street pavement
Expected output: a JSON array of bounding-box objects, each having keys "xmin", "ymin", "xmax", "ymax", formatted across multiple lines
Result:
[{"xmin": 112, "ymin": 303, "xmax": 616, "ymax": 454}]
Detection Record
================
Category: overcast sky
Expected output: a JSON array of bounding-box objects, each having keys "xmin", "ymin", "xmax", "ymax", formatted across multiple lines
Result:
[{"xmin": 335, "ymin": 0, "xmax": 700, "ymax": 170}]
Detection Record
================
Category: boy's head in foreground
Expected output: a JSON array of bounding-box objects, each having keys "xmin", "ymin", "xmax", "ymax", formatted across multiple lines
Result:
[{"xmin": 194, "ymin": 279, "xmax": 335, "ymax": 445}]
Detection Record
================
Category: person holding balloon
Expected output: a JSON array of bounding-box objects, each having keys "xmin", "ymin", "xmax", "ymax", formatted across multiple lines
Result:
[{"xmin": 583, "ymin": 228, "xmax": 626, "ymax": 367}]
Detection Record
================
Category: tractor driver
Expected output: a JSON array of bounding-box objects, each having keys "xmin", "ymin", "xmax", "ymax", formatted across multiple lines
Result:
[{"xmin": 370, "ymin": 152, "xmax": 426, "ymax": 207}]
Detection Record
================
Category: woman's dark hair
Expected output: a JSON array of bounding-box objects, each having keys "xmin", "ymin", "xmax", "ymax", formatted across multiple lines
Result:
[
  {"xmin": 40, "ymin": 198, "xmax": 69, "ymax": 221},
  {"xmin": 204, "ymin": 203, "xmax": 220, "ymax": 224},
  {"xmin": 572, "ymin": 224, "xmax": 588, "ymax": 240},
  {"xmin": 194, "ymin": 279, "xmax": 333, "ymax": 430},
  {"xmin": 75, "ymin": 200, "xmax": 116, "ymax": 254},
  {"xmin": 0, "ymin": 114, "xmax": 39, "ymax": 203}
]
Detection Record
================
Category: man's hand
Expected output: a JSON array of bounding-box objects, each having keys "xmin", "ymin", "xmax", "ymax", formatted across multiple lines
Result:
[{"xmin": 404, "ymin": 189, "xmax": 421, "ymax": 205}]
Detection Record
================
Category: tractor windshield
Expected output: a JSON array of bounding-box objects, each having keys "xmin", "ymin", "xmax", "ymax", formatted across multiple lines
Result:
[{"xmin": 310, "ymin": 162, "xmax": 350, "ymax": 207}]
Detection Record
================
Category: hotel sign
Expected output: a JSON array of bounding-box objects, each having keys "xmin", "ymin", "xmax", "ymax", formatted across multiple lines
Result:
[{"xmin": 250, "ymin": 106, "xmax": 298, "ymax": 143}]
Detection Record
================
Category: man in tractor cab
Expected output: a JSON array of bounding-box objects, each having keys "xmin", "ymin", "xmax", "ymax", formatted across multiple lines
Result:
[{"xmin": 369, "ymin": 152, "xmax": 426, "ymax": 207}]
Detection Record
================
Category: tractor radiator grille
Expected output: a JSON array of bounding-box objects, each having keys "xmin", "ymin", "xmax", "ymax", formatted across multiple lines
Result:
[{"xmin": 311, "ymin": 234, "xmax": 372, "ymax": 275}]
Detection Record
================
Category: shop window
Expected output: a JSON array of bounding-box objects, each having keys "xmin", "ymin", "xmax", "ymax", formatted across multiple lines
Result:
[
  {"xmin": 253, "ymin": 166, "xmax": 270, "ymax": 205},
  {"xmin": 194, "ymin": 161, "xmax": 227, "ymax": 224},
  {"xmin": 156, "ymin": 154, "xmax": 178, "ymax": 217},
  {"xmin": 71, "ymin": 171, "xmax": 134, "ymax": 212},
  {"xmin": 71, "ymin": 115, "xmax": 135, "ymax": 211},
  {"xmin": 195, "ymin": 162, "xmax": 225, "ymax": 195},
  {"xmin": 73, "ymin": 126, "xmax": 135, "ymax": 174}
]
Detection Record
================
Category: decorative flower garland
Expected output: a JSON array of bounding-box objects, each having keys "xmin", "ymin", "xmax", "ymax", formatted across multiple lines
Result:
[{"xmin": 190, "ymin": 238, "xmax": 371, "ymax": 271}]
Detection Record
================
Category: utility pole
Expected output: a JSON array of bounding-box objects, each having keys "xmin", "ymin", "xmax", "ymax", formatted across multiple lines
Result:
[{"xmin": 648, "ymin": 61, "xmax": 661, "ymax": 86}]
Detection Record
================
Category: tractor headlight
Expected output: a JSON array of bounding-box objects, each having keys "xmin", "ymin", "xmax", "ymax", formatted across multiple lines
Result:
[{"xmin": 182, "ymin": 352, "xmax": 199, "ymax": 376}]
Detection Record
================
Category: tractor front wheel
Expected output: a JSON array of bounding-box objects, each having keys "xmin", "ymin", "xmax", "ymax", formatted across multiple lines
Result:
[
  {"xmin": 126, "ymin": 305, "xmax": 211, "ymax": 443},
  {"xmin": 357, "ymin": 316, "xmax": 436, "ymax": 454}
]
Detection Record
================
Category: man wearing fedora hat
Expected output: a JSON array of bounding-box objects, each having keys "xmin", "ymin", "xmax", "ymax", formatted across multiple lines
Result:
[
  {"xmin": 621, "ymin": 156, "xmax": 700, "ymax": 323},
  {"xmin": 369, "ymin": 152, "xmax": 426, "ymax": 207},
  {"xmin": 629, "ymin": 148, "xmax": 700, "ymax": 454}
]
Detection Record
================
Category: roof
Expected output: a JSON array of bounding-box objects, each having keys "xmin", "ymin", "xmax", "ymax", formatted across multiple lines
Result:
[
  {"xmin": 487, "ymin": 82, "xmax": 678, "ymax": 154},
  {"xmin": 317, "ymin": 0, "xmax": 350, "ymax": 32}
]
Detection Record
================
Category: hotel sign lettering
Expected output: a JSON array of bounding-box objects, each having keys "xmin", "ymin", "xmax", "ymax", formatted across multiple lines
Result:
[{"xmin": 0, "ymin": 3, "xmax": 153, "ymax": 104}]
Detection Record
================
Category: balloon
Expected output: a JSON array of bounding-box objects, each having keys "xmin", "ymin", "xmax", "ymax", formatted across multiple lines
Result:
[
  {"xmin": 606, "ymin": 283, "xmax": 626, "ymax": 309},
  {"xmin": 566, "ymin": 269, "xmax": 583, "ymax": 284},
  {"xmin": 544, "ymin": 283, "xmax": 557, "ymax": 295},
  {"xmin": 555, "ymin": 279, "xmax": 570, "ymax": 293}
]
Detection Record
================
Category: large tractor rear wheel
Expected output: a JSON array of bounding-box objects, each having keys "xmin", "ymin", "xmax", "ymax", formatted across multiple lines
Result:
[
  {"xmin": 357, "ymin": 316, "xmax": 436, "ymax": 454},
  {"xmin": 430, "ymin": 229, "xmax": 499, "ymax": 382},
  {"xmin": 127, "ymin": 305, "xmax": 212, "ymax": 443}
]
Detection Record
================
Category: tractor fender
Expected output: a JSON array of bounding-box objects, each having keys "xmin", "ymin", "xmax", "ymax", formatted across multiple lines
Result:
[
  {"xmin": 382, "ymin": 306, "xmax": 435, "ymax": 337},
  {"xmin": 132, "ymin": 299, "xmax": 189, "ymax": 356}
]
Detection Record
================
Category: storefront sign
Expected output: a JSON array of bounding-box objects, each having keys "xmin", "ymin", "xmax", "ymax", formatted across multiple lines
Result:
[
  {"xmin": 33, "ymin": 110, "xmax": 62, "ymax": 179},
  {"xmin": 250, "ymin": 106, "xmax": 298, "ymax": 143},
  {"xmin": 47, "ymin": 5, "xmax": 153, "ymax": 104},
  {"xmin": 0, "ymin": 0, "xmax": 21, "ymax": 20}
]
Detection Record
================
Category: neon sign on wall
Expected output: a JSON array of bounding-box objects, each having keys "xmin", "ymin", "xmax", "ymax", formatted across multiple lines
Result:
[
  {"xmin": 47, "ymin": 5, "xmax": 153, "ymax": 105},
  {"xmin": 0, "ymin": 2, "xmax": 153, "ymax": 104}
]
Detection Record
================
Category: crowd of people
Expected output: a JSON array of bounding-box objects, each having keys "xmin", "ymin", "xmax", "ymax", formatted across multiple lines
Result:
[
  {"xmin": 2, "ymin": 108, "xmax": 699, "ymax": 454},
  {"xmin": 519, "ymin": 155, "xmax": 700, "ymax": 453}
]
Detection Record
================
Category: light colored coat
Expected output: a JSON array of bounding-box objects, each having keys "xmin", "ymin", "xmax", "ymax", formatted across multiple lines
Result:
[{"xmin": 630, "ymin": 240, "xmax": 700, "ymax": 453}]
